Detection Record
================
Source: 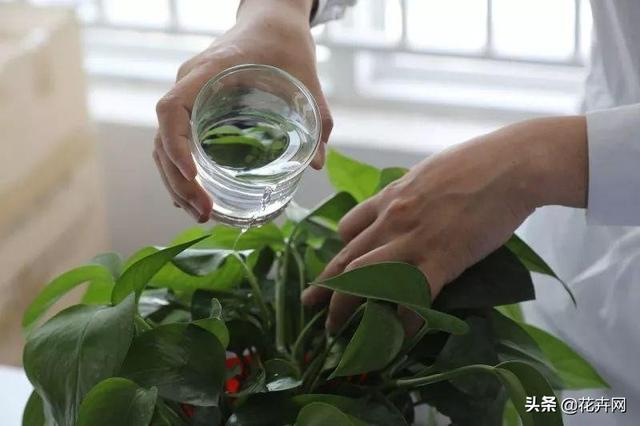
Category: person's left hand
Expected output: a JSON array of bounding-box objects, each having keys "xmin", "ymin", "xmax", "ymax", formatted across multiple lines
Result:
[{"xmin": 301, "ymin": 116, "xmax": 588, "ymax": 336}]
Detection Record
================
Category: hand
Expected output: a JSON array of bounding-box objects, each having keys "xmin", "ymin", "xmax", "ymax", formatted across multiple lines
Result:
[
  {"xmin": 153, "ymin": 0, "xmax": 332, "ymax": 222},
  {"xmin": 302, "ymin": 116, "xmax": 587, "ymax": 335}
]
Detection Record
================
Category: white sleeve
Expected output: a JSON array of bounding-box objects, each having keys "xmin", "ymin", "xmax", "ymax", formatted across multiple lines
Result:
[
  {"xmin": 311, "ymin": 0, "xmax": 357, "ymax": 26},
  {"xmin": 586, "ymin": 103, "xmax": 640, "ymax": 225}
]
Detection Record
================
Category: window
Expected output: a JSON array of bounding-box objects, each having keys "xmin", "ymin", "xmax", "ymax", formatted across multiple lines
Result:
[{"xmin": 4, "ymin": 0, "xmax": 593, "ymax": 115}]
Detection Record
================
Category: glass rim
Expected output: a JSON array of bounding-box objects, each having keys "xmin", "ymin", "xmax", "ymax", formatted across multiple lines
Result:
[{"xmin": 189, "ymin": 63, "xmax": 322, "ymax": 185}]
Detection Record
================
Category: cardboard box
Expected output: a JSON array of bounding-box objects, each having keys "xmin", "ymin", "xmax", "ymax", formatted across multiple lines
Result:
[
  {"xmin": 0, "ymin": 4, "xmax": 88, "ymax": 193},
  {"xmin": 0, "ymin": 5, "xmax": 109, "ymax": 366},
  {"xmin": 0, "ymin": 130, "xmax": 109, "ymax": 366}
]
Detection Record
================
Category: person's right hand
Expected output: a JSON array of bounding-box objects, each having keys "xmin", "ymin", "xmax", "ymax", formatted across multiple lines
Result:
[{"xmin": 153, "ymin": 0, "xmax": 332, "ymax": 222}]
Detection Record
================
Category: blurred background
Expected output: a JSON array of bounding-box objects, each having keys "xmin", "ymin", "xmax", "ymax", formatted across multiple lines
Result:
[{"xmin": 0, "ymin": 0, "xmax": 592, "ymax": 365}]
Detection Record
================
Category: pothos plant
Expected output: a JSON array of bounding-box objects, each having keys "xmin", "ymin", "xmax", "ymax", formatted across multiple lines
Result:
[{"xmin": 21, "ymin": 150, "xmax": 606, "ymax": 426}]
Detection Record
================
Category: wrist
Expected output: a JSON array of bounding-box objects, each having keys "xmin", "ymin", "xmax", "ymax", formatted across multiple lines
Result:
[
  {"xmin": 519, "ymin": 116, "xmax": 588, "ymax": 209},
  {"xmin": 238, "ymin": 0, "xmax": 315, "ymax": 25}
]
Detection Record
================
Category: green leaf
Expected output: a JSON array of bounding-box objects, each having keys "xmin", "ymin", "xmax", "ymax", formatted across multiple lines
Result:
[
  {"xmin": 89, "ymin": 252, "xmax": 124, "ymax": 279},
  {"xmin": 172, "ymin": 248, "xmax": 240, "ymax": 276},
  {"xmin": 435, "ymin": 247, "xmax": 535, "ymax": 311},
  {"xmin": 493, "ymin": 368, "xmax": 534, "ymax": 426},
  {"xmin": 521, "ymin": 323, "xmax": 608, "ymax": 389},
  {"xmin": 496, "ymin": 303, "xmax": 525, "ymax": 323},
  {"xmin": 193, "ymin": 317, "xmax": 230, "ymax": 348},
  {"xmin": 293, "ymin": 394, "xmax": 410, "ymax": 426},
  {"xmin": 23, "ymin": 295, "xmax": 136, "ymax": 426},
  {"xmin": 82, "ymin": 253, "xmax": 124, "ymax": 303},
  {"xmin": 296, "ymin": 402, "xmax": 366, "ymax": 426},
  {"xmin": 22, "ymin": 391, "xmax": 45, "ymax": 426},
  {"xmin": 22, "ymin": 265, "xmax": 114, "ymax": 333},
  {"xmin": 326, "ymin": 150, "xmax": 381, "ymax": 202},
  {"xmin": 505, "ymin": 234, "xmax": 575, "ymax": 305},
  {"xmin": 414, "ymin": 308, "xmax": 470, "ymax": 336},
  {"xmin": 376, "ymin": 167, "xmax": 408, "ymax": 192},
  {"xmin": 120, "ymin": 323, "xmax": 225, "ymax": 406},
  {"xmin": 331, "ymin": 301, "xmax": 404, "ymax": 378},
  {"xmin": 496, "ymin": 361, "xmax": 563, "ymax": 426},
  {"xmin": 300, "ymin": 192, "xmax": 358, "ymax": 232},
  {"xmin": 264, "ymin": 359, "xmax": 302, "ymax": 392},
  {"xmin": 490, "ymin": 311, "xmax": 562, "ymax": 389},
  {"xmin": 77, "ymin": 378, "xmax": 157, "ymax": 426},
  {"xmin": 313, "ymin": 262, "xmax": 431, "ymax": 310},
  {"xmin": 111, "ymin": 235, "xmax": 208, "ymax": 303},
  {"xmin": 200, "ymin": 223, "xmax": 285, "ymax": 251}
]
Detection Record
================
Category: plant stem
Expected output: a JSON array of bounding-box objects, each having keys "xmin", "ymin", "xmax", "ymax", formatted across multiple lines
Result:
[
  {"xmin": 292, "ymin": 307, "xmax": 327, "ymax": 365},
  {"xmin": 233, "ymin": 253, "xmax": 271, "ymax": 328},
  {"xmin": 385, "ymin": 322, "xmax": 431, "ymax": 378},
  {"xmin": 290, "ymin": 245, "xmax": 307, "ymax": 335},
  {"xmin": 275, "ymin": 247, "xmax": 290, "ymax": 354},
  {"xmin": 307, "ymin": 305, "xmax": 365, "ymax": 392},
  {"xmin": 390, "ymin": 364, "xmax": 495, "ymax": 389}
]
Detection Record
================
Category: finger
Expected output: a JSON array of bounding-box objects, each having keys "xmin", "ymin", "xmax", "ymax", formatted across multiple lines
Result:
[
  {"xmin": 155, "ymin": 66, "xmax": 215, "ymax": 181},
  {"xmin": 337, "ymin": 198, "xmax": 379, "ymax": 243},
  {"xmin": 324, "ymin": 242, "xmax": 409, "ymax": 333},
  {"xmin": 155, "ymin": 141, "xmax": 212, "ymax": 222},
  {"xmin": 301, "ymin": 285, "xmax": 331, "ymax": 307},
  {"xmin": 303, "ymin": 217, "xmax": 385, "ymax": 306},
  {"xmin": 153, "ymin": 148, "xmax": 203, "ymax": 221},
  {"xmin": 397, "ymin": 305, "xmax": 424, "ymax": 338},
  {"xmin": 322, "ymin": 220, "xmax": 386, "ymax": 280},
  {"xmin": 326, "ymin": 292, "xmax": 362, "ymax": 333}
]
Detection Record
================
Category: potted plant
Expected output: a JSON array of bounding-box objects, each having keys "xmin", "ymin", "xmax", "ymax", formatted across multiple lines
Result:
[{"xmin": 21, "ymin": 150, "xmax": 606, "ymax": 426}]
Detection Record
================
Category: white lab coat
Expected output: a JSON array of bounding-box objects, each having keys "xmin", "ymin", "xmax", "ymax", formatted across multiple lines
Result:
[
  {"xmin": 315, "ymin": 0, "xmax": 640, "ymax": 423},
  {"xmin": 521, "ymin": 1, "xmax": 640, "ymax": 424}
]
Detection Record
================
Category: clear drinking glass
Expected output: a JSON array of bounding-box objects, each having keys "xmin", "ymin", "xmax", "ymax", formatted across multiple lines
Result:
[{"xmin": 190, "ymin": 64, "xmax": 321, "ymax": 227}]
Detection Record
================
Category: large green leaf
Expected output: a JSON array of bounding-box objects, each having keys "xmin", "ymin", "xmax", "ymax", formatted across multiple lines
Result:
[
  {"xmin": 413, "ymin": 308, "xmax": 470, "ymax": 336},
  {"xmin": 300, "ymin": 192, "xmax": 358, "ymax": 232},
  {"xmin": 172, "ymin": 248, "xmax": 243, "ymax": 276},
  {"xmin": 313, "ymin": 262, "xmax": 431, "ymax": 310},
  {"xmin": 331, "ymin": 301, "xmax": 404, "ymax": 378},
  {"xmin": 199, "ymin": 223, "xmax": 284, "ymax": 251},
  {"xmin": 23, "ymin": 295, "xmax": 136, "ymax": 426},
  {"xmin": 326, "ymin": 150, "xmax": 381, "ymax": 202},
  {"xmin": 296, "ymin": 402, "xmax": 367, "ymax": 426},
  {"xmin": 293, "ymin": 394, "xmax": 409, "ymax": 426},
  {"xmin": 493, "ymin": 368, "xmax": 534, "ymax": 426},
  {"xmin": 82, "ymin": 252, "xmax": 124, "ymax": 304},
  {"xmin": 193, "ymin": 317, "xmax": 230, "ymax": 348},
  {"xmin": 22, "ymin": 391, "xmax": 45, "ymax": 426},
  {"xmin": 111, "ymin": 236, "xmax": 208, "ymax": 303},
  {"xmin": 77, "ymin": 378, "xmax": 157, "ymax": 426},
  {"xmin": 120, "ymin": 323, "xmax": 225, "ymax": 406},
  {"xmin": 505, "ymin": 234, "xmax": 575, "ymax": 304},
  {"xmin": 22, "ymin": 265, "xmax": 114, "ymax": 333},
  {"xmin": 521, "ymin": 324, "xmax": 608, "ymax": 389},
  {"xmin": 435, "ymin": 247, "xmax": 535, "ymax": 311},
  {"xmin": 490, "ymin": 311, "xmax": 562, "ymax": 389},
  {"xmin": 496, "ymin": 361, "xmax": 563, "ymax": 426}
]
